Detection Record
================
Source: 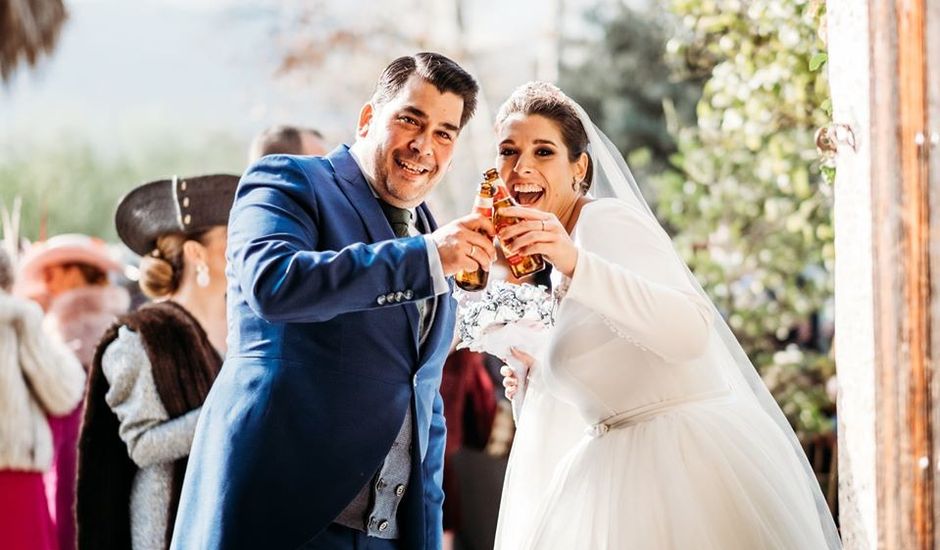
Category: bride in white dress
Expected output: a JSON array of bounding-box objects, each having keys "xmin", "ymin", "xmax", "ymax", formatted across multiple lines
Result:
[{"xmin": 491, "ymin": 82, "xmax": 841, "ymax": 549}]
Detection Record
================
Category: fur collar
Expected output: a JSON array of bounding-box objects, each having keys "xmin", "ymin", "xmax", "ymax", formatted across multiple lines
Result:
[{"xmin": 0, "ymin": 291, "xmax": 40, "ymax": 324}]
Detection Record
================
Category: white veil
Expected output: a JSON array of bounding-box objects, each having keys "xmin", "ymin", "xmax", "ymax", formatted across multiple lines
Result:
[
  {"xmin": 579, "ymin": 103, "xmax": 841, "ymax": 547},
  {"xmin": 494, "ymin": 101, "xmax": 840, "ymax": 549}
]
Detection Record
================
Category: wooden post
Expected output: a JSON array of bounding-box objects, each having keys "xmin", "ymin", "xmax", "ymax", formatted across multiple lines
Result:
[
  {"xmin": 831, "ymin": 0, "xmax": 935, "ymax": 546},
  {"xmin": 895, "ymin": 1, "xmax": 932, "ymax": 546},
  {"xmin": 926, "ymin": 0, "xmax": 940, "ymax": 545},
  {"xmin": 869, "ymin": 0, "xmax": 932, "ymax": 547}
]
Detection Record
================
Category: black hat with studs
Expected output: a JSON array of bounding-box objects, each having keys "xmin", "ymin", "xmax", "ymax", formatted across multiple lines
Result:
[{"xmin": 115, "ymin": 174, "xmax": 240, "ymax": 256}]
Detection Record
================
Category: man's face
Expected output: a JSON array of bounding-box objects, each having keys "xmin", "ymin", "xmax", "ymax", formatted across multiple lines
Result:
[{"xmin": 356, "ymin": 75, "xmax": 464, "ymax": 208}]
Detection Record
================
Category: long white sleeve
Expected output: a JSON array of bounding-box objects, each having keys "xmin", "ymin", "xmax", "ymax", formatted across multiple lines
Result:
[
  {"xmin": 564, "ymin": 199, "xmax": 713, "ymax": 363},
  {"xmin": 16, "ymin": 298, "xmax": 86, "ymax": 416}
]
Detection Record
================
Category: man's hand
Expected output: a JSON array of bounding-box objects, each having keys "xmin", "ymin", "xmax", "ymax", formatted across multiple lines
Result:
[{"xmin": 429, "ymin": 212, "xmax": 498, "ymax": 277}]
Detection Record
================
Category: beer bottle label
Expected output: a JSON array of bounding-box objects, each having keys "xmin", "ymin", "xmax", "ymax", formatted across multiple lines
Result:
[
  {"xmin": 473, "ymin": 196, "xmax": 494, "ymax": 217},
  {"xmin": 494, "ymin": 185, "xmax": 512, "ymax": 202}
]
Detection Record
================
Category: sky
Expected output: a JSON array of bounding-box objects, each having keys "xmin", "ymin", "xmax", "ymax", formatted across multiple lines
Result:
[
  {"xmin": 2, "ymin": 0, "xmax": 324, "ymax": 150},
  {"xmin": 0, "ymin": 0, "xmax": 609, "ymax": 220},
  {"xmin": 0, "ymin": 0, "xmax": 595, "ymax": 155}
]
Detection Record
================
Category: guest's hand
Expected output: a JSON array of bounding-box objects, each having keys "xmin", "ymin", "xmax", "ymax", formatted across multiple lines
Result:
[
  {"xmin": 497, "ymin": 206, "xmax": 579, "ymax": 277},
  {"xmin": 430, "ymin": 212, "xmax": 498, "ymax": 277},
  {"xmin": 500, "ymin": 347, "xmax": 535, "ymax": 401}
]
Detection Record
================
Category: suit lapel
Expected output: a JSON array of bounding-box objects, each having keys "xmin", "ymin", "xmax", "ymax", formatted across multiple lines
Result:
[
  {"xmin": 328, "ymin": 146, "xmax": 394, "ymax": 244},
  {"xmin": 328, "ymin": 146, "xmax": 420, "ymax": 350},
  {"xmin": 417, "ymin": 281, "xmax": 454, "ymax": 368},
  {"xmin": 415, "ymin": 204, "xmax": 454, "ymax": 368},
  {"xmin": 417, "ymin": 203, "xmax": 437, "ymax": 233}
]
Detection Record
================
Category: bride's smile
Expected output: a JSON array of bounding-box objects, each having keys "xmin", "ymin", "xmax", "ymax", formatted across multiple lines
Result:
[
  {"xmin": 496, "ymin": 113, "xmax": 588, "ymax": 227},
  {"xmin": 509, "ymin": 182, "xmax": 545, "ymax": 206}
]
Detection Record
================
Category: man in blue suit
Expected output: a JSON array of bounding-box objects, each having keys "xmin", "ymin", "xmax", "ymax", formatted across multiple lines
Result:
[{"xmin": 171, "ymin": 52, "xmax": 498, "ymax": 549}]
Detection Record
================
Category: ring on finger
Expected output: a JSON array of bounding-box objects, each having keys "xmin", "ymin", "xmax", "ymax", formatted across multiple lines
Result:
[{"xmin": 469, "ymin": 244, "xmax": 477, "ymax": 257}]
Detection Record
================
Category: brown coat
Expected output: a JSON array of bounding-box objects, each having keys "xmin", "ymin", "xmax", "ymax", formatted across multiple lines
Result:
[{"xmin": 77, "ymin": 301, "xmax": 221, "ymax": 550}]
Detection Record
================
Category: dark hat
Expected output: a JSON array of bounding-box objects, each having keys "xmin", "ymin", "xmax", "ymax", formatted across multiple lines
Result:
[{"xmin": 115, "ymin": 174, "xmax": 240, "ymax": 256}]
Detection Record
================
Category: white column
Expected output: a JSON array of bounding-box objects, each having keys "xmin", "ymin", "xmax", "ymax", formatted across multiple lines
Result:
[{"xmin": 827, "ymin": 0, "xmax": 877, "ymax": 547}]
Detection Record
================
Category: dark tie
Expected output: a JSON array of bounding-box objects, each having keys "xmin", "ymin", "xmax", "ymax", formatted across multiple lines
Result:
[
  {"xmin": 377, "ymin": 199, "xmax": 436, "ymax": 345},
  {"xmin": 378, "ymin": 200, "xmax": 413, "ymax": 238}
]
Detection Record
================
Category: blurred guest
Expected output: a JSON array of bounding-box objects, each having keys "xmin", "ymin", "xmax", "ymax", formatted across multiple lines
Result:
[
  {"xmin": 15, "ymin": 234, "xmax": 128, "ymax": 550},
  {"xmin": 247, "ymin": 124, "xmax": 329, "ymax": 162},
  {"xmin": 440, "ymin": 346, "xmax": 497, "ymax": 550},
  {"xmin": 0, "ymin": 247, "xmax": 86, "ymax": 550},
  {"xmin": 77, "ymin": 174, "xmax": 237, "ymax": 550}
]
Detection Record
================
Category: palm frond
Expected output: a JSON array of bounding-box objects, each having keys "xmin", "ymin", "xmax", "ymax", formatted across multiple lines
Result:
[{"xmin": 0, "ymin": 0, "xmax": 68, "ymax": 82}]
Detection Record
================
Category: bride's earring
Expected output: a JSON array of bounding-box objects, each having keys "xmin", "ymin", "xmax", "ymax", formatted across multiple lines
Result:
[
  {"xmin": 572, "ymin": 177, "xmax": 579, "ymax": 191},
  {"xmin": 196, "ymin": 263, "xmax": 210, "ymax": 288}
]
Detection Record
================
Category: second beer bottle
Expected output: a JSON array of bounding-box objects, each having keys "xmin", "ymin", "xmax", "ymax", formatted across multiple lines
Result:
[
  {"xmin": 490, "ymin": 169, "xmax": 546, "ymax": 279},
  {"xmin": 454, "ymin": 170, "xmax": 497, "ymax": 291}
]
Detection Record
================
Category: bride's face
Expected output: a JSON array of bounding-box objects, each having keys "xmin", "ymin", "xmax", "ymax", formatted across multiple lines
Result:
[{"xmin": 496, "ymin": 114, "xmax": 587, "ymax": 220}]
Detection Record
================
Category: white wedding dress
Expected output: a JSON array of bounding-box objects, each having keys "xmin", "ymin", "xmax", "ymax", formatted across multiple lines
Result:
[{"xmin": 494, "ymin": 198, "xmax": 836, "ymax": 550}]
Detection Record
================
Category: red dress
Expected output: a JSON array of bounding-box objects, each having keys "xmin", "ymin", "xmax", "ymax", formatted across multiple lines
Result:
[
  {"xmin": 440, "ymin": 348, "xmax": 497, "ymax": 531},
  {"xmin": 45, "ymin": 405, "xmax": 83, "ymax": 550},
  {"xmin": 0, "ymin": 470, "xmax": 58, "ymax": 550}
]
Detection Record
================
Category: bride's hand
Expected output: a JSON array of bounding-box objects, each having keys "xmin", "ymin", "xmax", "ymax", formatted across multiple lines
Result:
[
  {"xmin": 499, "ymin": 347, "xmax": 535, "ymax": 401},
  {"xmin": 497, "ymin": 206, "xmax": 579, "ymax": 277}
]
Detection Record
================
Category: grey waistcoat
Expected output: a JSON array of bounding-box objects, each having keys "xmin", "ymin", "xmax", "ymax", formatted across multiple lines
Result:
[{"xmin": 333, "ymin": 207, "xmax": 438, "ymax": 540}]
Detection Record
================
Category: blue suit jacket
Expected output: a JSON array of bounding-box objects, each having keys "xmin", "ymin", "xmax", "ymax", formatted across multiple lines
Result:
[{"xmin": 171, "ymin": 146, "xmax": 455, "ymax": 550}]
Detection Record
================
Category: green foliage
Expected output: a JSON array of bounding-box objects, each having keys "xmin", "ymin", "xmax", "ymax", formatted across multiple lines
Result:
[
  {"xmin": 559, "ymin": 2, "xmax": 705, "ymax": 185},
  {"xmin": 762, "ymin": 345, "xmax": 836, "ymax": 438},
  {"xmin": 809, "ymin": 52, "xmax": 828, "ymax": 72},
  {"xmin": 660, "ymin": 0, "xmax": 834, "ymax": 438},
  {"xmin": 0, "ymin": 131, "xmax": 246, "ymax": 243},
  {"xmin": 560, "ymin": 0, "xmax": 834, "ymax": 439}
]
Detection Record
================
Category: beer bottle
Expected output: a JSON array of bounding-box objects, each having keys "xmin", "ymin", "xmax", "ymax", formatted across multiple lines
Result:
[
  {"xmin": 491, "ymin": 170, "xmax": 546, "ymax": 279},
  {"xmin": 454, "ymin": 171, "xmax": 497, "ymax": 291}
]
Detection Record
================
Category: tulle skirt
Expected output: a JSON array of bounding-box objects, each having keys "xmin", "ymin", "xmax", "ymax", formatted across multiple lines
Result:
[{"xmin": 497, "ymin": 386, "xmax": 833, "ymax": 550}]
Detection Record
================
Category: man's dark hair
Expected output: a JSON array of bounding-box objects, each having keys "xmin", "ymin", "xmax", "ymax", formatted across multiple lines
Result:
[
  {"xmin": 250, "ymin": 125, "xmax": 324, "ymax": 158},
  {"xmin": 371, "ymin": 52, "xmax": 479, "ymax": 128}
]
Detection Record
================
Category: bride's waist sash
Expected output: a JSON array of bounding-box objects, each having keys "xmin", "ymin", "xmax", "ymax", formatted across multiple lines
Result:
[{"xmin": 586, "ymin": 388, "xmax": 733, "ymax": 438}]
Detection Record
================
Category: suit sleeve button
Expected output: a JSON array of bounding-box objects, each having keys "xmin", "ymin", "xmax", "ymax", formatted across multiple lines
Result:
[{"xmin": 377, "ymin": 295, "xmax": 386, "ymax": 305}]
